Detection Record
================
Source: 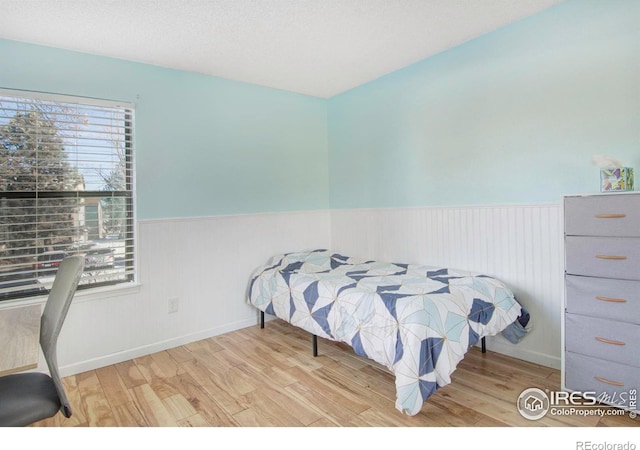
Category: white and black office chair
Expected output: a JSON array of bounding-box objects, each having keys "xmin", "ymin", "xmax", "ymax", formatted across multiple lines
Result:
[{"xmin": 0, "ymin": 255, "xmax": 84, "ymax": 427}]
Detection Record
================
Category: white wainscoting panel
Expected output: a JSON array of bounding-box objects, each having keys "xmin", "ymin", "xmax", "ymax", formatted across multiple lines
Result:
[
  {"xmin": 46, "ymin": 204, "xmax": 562, "ymax": 376},
  {"xmin": 54, "ymin": 209, "xmax": 331, "ymax": 376},
  {"xmin": 330, "ymin": 204, "xmax": 564, "ymax": 369}
]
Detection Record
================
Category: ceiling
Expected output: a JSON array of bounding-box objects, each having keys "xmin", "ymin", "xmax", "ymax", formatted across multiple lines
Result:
[{"xmin": 0, "ymin": 0, "xmax": 565, "ymax": 98}]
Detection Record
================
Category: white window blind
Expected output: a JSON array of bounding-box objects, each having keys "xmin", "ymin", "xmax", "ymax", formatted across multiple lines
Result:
[{"xmin": 0, "ymin": 89, "xmax": 135, "ymax": 300}]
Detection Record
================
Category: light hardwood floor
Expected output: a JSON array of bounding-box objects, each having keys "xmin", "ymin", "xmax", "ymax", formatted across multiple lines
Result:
[{"xmin": 34, "ymin": 320, "xmax": 638, "ymax": 427}]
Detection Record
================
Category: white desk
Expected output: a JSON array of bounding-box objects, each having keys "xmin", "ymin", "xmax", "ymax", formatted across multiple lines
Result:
[{"xmin": 0, "ymin": 304, "xmax": 41, "ymax": 376}]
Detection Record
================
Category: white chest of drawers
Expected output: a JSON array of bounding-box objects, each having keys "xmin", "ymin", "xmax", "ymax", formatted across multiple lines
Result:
[{"xmin": 563, "ymin": 192, "xmax": 639, "ymax": 413}]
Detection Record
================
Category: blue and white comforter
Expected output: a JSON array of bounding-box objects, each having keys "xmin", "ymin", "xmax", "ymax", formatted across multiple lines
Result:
[{"xmin": 248, "ymin": 249, "xmax": 523, "ymax": 416}]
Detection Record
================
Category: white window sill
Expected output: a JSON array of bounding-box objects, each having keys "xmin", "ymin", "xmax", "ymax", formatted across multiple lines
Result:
[
  {"xmin": 0, "ymin": 282, "xmax": 142, "ymax": 310},
  {"xmin": 73, "ymin": 282, "xmax": 142, "ymax": 303}
]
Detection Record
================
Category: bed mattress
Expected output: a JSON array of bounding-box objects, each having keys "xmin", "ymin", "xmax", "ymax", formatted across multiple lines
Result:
[{"xmin": 247, "ymin": 249, "xmax": 523, "ymax": 416}]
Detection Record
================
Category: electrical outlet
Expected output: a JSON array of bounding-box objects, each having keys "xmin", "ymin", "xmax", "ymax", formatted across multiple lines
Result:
[{"xmin": 168, "ymin": 297, "xmax": 179, "ymax": 314}]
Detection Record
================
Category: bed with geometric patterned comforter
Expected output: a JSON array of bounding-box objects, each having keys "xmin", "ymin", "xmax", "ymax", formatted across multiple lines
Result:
[{"xmin": 247, "ymin": 249, "xmax": 524, "ymax": 416}]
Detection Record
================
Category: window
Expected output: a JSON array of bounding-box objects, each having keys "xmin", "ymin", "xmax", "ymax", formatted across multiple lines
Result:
[{"xmin": 0, "ymin": 89, "xmax": 135, "ymax": 301}]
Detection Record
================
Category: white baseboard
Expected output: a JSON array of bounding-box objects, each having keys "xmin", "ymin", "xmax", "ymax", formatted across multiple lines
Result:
[
  {"xmin": 486, "ymin": 337, "xmax": 561, "ymax": 370},
  {"xmin": 60, "ymin": 317, "xmax": 258, "ymax": 377}
]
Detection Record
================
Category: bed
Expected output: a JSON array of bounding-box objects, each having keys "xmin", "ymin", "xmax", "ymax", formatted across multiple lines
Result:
[{"xmin": 247, "ymin": 249, "xmax": 526, "ymax": 416}]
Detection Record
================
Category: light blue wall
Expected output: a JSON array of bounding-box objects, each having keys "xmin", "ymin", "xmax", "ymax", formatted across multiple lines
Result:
[
  {"xmin": 328, "ymin": 0, "xmax": 640, "ymax": 208},
  {"xmin": 3, "ymin": 0, "xmax": 638, "ymax": 217},
  {"xmin": 0, "ymin": 39, "xmax": 330, "ymax": 220}
]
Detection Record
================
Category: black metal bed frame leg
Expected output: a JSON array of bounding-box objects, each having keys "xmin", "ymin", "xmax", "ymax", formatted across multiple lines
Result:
[
  {"xmin": 481, "ymin": 337, "xmax": 486, "ymax": 353},
  {"xmin": 260, "ymin": 311, "xmax": 318, "ymax": 357}
]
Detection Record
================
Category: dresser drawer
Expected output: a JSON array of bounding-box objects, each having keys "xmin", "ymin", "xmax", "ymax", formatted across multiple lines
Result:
[
  {"xmin": 566, "ymin": 275, "xmax": 640, "ymax": 324},
  {"xmin": 565, "ymin": 236, "xmax": 640, "ymax": 280},
  {"xmin": 565, "ymin": 194, "xmax": 640, "ymax": 237},
  {"xmin": 565, "ymin": 352, "xmax": 639, "ymax": 412},
  {"xmin": 565, "ymin": 314, "xmax": 640, "ymax": 367}
]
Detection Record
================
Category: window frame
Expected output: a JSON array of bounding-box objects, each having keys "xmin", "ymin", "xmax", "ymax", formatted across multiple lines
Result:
[{"xmin": 0, "ymin": 88, "xmax": 137, "ymax": 301}]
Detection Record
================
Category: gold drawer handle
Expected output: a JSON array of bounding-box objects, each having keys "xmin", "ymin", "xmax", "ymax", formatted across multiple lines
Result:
[
  {"xmin": 595, "ymin": 336, "xmax": 626, "ymax": 346},
  {"xmin": 594, "ymin": 214, "xmax": 627, "ymax": 219},
  {"xmin": 596, "ymin": 296, "xmax": 627, "ymax": 303},
  {"xmin": 595, "ymin": 376, "xmax": 625, "ymax": 387},
  {"xmin": 596, "ymin": 255, "xmax": 627, "ymax": 260}
]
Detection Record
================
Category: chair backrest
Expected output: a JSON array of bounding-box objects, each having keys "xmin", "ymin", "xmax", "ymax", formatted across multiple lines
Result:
[{"xmin": 40, "ymin": 255, "xmax": 84, "ymax": 418}]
